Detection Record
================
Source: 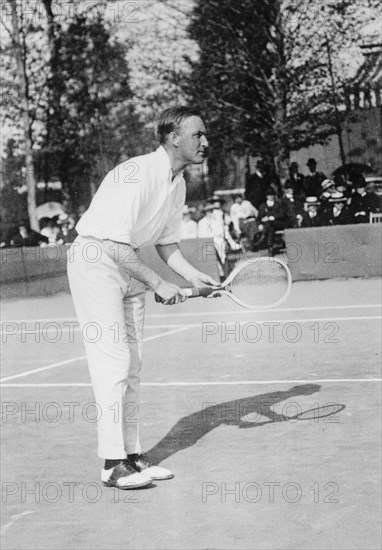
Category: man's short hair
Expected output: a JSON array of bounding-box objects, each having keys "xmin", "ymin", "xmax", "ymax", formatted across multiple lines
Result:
[{"xmin": 157, "ymin": 106, "xmax": 202, "ymax": 144}]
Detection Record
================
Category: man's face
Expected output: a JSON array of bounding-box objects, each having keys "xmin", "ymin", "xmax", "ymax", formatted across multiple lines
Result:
[
  {"xmin": 308, "ymin": 163, "xmax": 316, "ymax": 173},
  {"xmin": 290, "ymin": 163, "xmax": 298, "ymax": 173},
  {"xmin": 356, "ymin": 187, "xmax": 365, "ymax": 195},
  {"xmin": 176, "ymin": 116, "xmax": 209, "ymax": 164}
]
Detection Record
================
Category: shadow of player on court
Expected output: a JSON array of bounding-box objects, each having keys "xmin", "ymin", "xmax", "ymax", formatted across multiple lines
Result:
[{"xmin": 147, "ymin": 384, "xmax": 323, "ymax": 465}]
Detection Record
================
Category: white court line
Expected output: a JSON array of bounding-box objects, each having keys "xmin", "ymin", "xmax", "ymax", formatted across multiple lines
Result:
[
  {"xmin": 1, "ymin": 378, "xmax": 381, "ymax": 388},
  {"xmin": 146, "ymin": 304, "xmax": 382, "ymax": 319},
  {"xmin": 1, "ymin": 316, "xmax": 380, "ymax": 383},
  {"xmin": 0, "ymin": 325, "xmax": 193, "ymax": 383},
  {"xmin": 2, "ymin": 303, "xmax": 381, "ymax": 323},
  {"xmin": 1, "ymin": 512, "xmax": 35, "ymax": 536},
  {"xmin": 0, "ymin": 324, "xmax": 189, "ymax": 335},
  {"xmin": 1, "ymin": 316, "xmax": 380, "ymax": 340}
]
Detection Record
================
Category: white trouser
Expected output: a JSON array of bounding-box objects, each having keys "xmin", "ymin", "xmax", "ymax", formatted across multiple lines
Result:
[{"xmin": 67, "ymin": 236, "xmax": 146, "ymax": 459}]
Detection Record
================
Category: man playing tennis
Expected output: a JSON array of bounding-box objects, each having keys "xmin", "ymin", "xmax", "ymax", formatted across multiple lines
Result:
[{"xmin": 67, "ymin": 107, "xmax": 217, "ymax": 489}]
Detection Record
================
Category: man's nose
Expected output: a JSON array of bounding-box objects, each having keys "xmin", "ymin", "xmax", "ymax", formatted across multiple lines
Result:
[{"xmin": 201, "ymin": 135, "xmax": 209, "ymax": 148}]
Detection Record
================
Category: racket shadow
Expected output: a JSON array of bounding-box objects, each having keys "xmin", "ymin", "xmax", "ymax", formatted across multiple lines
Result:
[{"xmin": 147, "ymin": 384, "xmax": 340, "ymax": 466}]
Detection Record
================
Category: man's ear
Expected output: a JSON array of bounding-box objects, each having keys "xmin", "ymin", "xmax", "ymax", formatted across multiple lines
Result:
[{"xmin": 168, "ymin": 131, "xmax": 180, "ymax": 147}]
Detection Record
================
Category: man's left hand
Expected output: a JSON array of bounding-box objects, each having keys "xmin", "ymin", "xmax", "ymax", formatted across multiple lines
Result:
[{"xmin": 188, "ymin": 271, "xmax": 219, "ymax": 288}]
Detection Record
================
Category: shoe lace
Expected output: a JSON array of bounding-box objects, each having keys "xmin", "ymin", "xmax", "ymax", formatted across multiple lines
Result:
[{"xmin": 135, "ymin": 453, "xmax": 152, "ymax": 468}]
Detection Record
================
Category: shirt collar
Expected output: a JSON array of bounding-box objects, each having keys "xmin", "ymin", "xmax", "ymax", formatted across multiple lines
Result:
[{"xmin": 156, "ymin": 145, "xmax": 184, "ymax": 182}]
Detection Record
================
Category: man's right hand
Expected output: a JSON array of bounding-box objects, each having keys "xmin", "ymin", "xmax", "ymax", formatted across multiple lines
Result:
[{"xmin": 155, "ymin": 280, "xmax": 187, "ymax": 305}]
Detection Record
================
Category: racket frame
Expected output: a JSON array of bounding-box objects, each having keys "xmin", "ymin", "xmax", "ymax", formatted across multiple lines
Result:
[{"xmin": 185, "ymin": 257, "xmax": 292, "ymax": 309}]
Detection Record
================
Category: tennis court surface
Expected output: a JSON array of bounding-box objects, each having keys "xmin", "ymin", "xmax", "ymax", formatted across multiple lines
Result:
[{"xmin": 1, "ymin": 277, "xmax": 381, "ymax": 550}]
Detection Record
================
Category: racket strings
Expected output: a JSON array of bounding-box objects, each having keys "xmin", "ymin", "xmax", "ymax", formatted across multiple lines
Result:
[{"xmin": 230, "ymin": 261, "xmax": 289, "ymax": 307}]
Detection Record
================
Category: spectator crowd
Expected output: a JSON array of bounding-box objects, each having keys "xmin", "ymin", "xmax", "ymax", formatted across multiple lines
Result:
[
  {"xmin": 0, "ymin": 212, "xmax": 78, "ymax": 249},
  {"xmin": 1, "ymin": 159, "xmax": 380, "ymax": 271},
  {"xmin": 179, "ymin": 158, "xmax": 381, "ymax": 262}
]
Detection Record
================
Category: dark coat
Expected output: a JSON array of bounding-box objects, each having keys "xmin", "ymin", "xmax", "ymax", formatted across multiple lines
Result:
[
  {"xmin": 321, "ymin": 205, "xmax": 350, "ymax": 226},
  {"xmin": 285, "ymin": 173, "xmax": 305, "ymax": 199},
  {"xmin": 349, "ymin": 192, "xmax": 381, "ymax": 223},
  {"xmin": 11, "ymin": 230, "xmax": 48, "ymax": 247},
  {"xmin": 245, "ymin": 172, "xmax": 269, "ymax": 209},
  {"xmin": 304, "ymin": 171, "xmax": 326, "ymax": 197},
  {"xmin": 258, "ymin": 200, "xmax": 289, "ymax": 226}
]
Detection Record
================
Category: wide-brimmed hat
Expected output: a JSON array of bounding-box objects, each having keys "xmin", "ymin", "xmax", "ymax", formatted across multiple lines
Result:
[
  {"xmin": 202, "ymin": 204, "xmax": 215, "ymax": 212},
  {"xmin": 321, "ymin": 179, "xmax": 335, "ymax": 190},
  {"xmin": 328, "ymin": 192, "xmax": 347, "ymax": 203},
  {"xmin": 266, "ymin": 188, "xmax": 276, "ymax": 196},
  {"xmin": 307, "ymin": 158, "xmax": 317, "ymax": 166},
  {"xmin": 304, "ymin": 196, "xmax": 320, "ymax": 206},
  {"xmin": 57, "ymin": 213, "xmax": 70, "ymax": 224}
]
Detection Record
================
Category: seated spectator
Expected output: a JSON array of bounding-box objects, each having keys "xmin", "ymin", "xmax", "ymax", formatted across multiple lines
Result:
[
  {"xmin": 212, "ymin": 198, "xmax": 241, "ymax": 253},
  {"xmin": 281, "ymin": 185, "xmax": 304, "ymax": 228},
  {"xmin": 348, "ymin": 176, "xmax": 379, "ymax": 224},
  {"xmin": 334, "ymin": 177, "xmax": 353, "ymax": 201},
  {"xmin": 365, "ymin": 181, "xmax": 381, "ymax": 214},
  {"xmin": 322, "ymin": 192, "xmax": 350, "ymax": 225},
  {"xmin": 11, "ymin": 221, "xmax": 48, "ymax": 247},
  {"xmin": 179, "ymin": 205, "xmax": 198, "ymax": 240},
  {"xmin": 257, "ymin": 189, "xmax": 288, "ymax": 255},
  {"xmin": 229, "ymin": 194, "xmax": 258, "ymax": 240},
  {"xmin": 300, "ymin": 197, "xmax": 324, "ymax": 227},
  {"xmin": 304, "ymin": 158, "xmax": 326, "ymax": 197},
  {"xmin": 319, "ymin": 179, "xmax": 337, "ymax": 206},
  {"xmin": 40, "ymin": 218, "xmax": 60, "ymax": 244},
  {"xmin": 285, "ymin": 162, "xmax": 305, "ymax": 201},
  {"xmin": 56, "ymin": 214, "xmax": 78, "ymax": 244}
]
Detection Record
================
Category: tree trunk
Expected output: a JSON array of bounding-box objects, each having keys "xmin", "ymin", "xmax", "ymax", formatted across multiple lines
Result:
[
  {"xmin": 10, "ymin": 1, "xmax": 39, "ymax": 230},
  {"xmin": 273, "ymin": 0, "xmax": 290, "ymax": 185}
]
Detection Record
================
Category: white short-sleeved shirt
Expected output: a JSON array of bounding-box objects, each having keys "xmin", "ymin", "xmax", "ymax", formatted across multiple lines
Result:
[{"xmin": 76, "ymin": 146, "xmax": 186, "ymax": 248}]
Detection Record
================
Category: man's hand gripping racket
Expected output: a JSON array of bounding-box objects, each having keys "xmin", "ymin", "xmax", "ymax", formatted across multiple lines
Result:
[{"xmin": 155, "ymin": 257, "xmax": 292, "ymax": 309}]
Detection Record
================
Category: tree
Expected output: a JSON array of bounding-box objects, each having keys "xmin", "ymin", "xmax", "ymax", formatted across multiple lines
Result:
[
  {"xmin": 2, "ymin": 2, "xmax": 147, "ymax": 215},
  {"xmin": 186, "ymin": 0, "xmax": 380, "ymax": 184},
  {"xmin": 0, "ymin": 1, "xmax": 45, "ymax": 230}
]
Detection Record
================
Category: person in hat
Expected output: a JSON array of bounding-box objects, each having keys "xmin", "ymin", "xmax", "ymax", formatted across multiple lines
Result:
[
  {"xmin": 319, "ymin": 179, "xmax": 336, "ymax": 205},
  {"xmin": 257, "ymin": 188, "xmax": 288, "ymax": 254},
  {"xmin": 348, "ymin": 175, "xmax": 379, "ymax": 224},
  {"xmin": 365, "ymin": 181, "xmax": 382, "ymax": 214},
  {"xmin": 285, "ymin": 162, "xmax": 305, "ymax": 201},
  {"xmin": 56, "ymin": 214, "xmax": 77, "ymax": 244},
  {"xmin": 300, "ymin": 197, "xmax": 324, "ymax": 228},
  {"xmin": 179, "ymin": 205, "xmax": 198, "ymax": 239},
  {"xmin": 211, "ymin": 198, "xmax": 241, "ymax": 254},
  {"xmin": 304, "ymin": 158, "xmax": 327, "ymax": 197},
  {"xmin": 281, "ymin": 184, "xmax": 304, "ymax": 228},
  {"xmin": 245, "ymin": 159, "xmax": 270, "ymax": 209},
  {"xmin": 229, "ymin": 194, "xmax": 258, "ymax": 240},
  {"xmin": 322, "ymin": 192, "xmax": 350, "ymax": 225}
]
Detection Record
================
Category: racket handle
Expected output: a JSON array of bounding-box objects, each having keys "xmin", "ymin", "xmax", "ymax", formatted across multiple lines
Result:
[{"xmin": 154, "ymin": 286, "xmax": 217, "ymax": 303}]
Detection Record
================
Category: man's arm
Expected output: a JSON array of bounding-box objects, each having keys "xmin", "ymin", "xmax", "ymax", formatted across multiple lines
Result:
[
  {"xmin": 102, "ymin": 240, "xmax": 186, "ymax": 305},
  {"xmin": 156, "ymin": 243, "xmax": 219, "ymax": 288}
]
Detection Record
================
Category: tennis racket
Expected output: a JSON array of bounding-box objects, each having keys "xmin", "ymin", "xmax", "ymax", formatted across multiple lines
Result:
[{"xmin": 155, "ymin": 257, "xmax": 292, "ymax": 309}]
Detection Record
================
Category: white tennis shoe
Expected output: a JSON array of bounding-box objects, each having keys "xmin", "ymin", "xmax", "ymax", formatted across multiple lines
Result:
[
  {"xmin": 101, "ymin": 460, "xmax": 153, "ymax": 489},
  {"xmin": 128, "ymin": 453, "xmax": 174, "ymax": 480}
]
